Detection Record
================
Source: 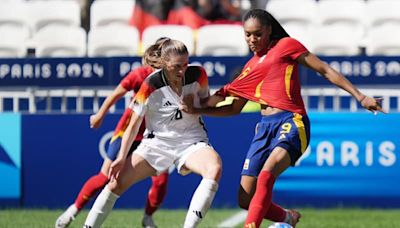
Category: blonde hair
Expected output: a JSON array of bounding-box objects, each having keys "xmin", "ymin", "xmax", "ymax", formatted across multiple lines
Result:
[
  {"xmin": 160, "ymin": 39, "xmax": 188, "ymax": 62},
  {"xmin": 142, "ymin": 37, "xmax": 171, "ymax": 69}
]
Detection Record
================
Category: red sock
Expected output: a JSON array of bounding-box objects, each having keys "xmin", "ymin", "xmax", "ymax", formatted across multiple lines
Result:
[
  {"xmin": 74, "ymin": 172, "xmax": 109, "ymax": 209},
  {"xmin": 264, "ymin": 202, "xmax": 286, "ymax": 222},
  {"xmin": 145, "ymin": 172, "xmax": 169, "ymax": 215},
  {"xmin": 244, "ymin": 171, "xmax": 275, "ymax": 228}
]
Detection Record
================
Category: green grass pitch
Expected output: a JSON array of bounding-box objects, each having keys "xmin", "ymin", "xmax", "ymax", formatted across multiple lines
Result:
[{"xmin": 1, "ymin": 208, "xmax": 400, "ymax": 228}]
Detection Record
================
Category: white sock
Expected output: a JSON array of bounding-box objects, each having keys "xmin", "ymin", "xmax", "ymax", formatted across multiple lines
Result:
[
  {"xmin": 183, "ymin": 178, "xmax": 218, "ymax": 228},
  {"xmin": 83, "ymin": 186, "xmax": 120, "ymax": 228}
]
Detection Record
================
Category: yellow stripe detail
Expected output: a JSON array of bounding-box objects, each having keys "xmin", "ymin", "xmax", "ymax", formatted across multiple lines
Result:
[
  {"xmin": 285, "ymin": 64, "xmax": 294, "ymax": 99},
  {"xmin": 237, "ymin": 67, "xmax": 250, "ymax": 80},
  {"xmin": 110, "ymin": 131, "xmax": 124, "ymax": 142},
  {"xmin": 293, "ymin": 113, "xmax": 307, "ymax": 153},
  {"xmin": 254, "ymin": 80, "xmax": 263, "ymax": 98}
]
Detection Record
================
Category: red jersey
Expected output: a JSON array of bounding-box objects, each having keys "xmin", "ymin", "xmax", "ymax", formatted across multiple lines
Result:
[
  {"xmin": 113, "ymin": 66, "xmax": 154, "ymax": 142},
  {"xmin": 220, "ymin": 37, "xmax": 308, "ymax": 115}
]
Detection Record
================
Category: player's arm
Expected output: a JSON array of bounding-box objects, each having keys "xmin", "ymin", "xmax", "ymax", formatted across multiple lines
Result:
[
  {"xmin": 297, "ymin": 52, "xmax": 385, "ymax": 113},
  {"xmin": 184, "ymin": 95, "xmax": 247, "ymax": 117},
  {"xmin": 109, "ymin": 110, "xmax": 143, "ymax": 179},
  {"xmin": 90, "ymin": 84, "xmax": 128, "ymax": 128}
]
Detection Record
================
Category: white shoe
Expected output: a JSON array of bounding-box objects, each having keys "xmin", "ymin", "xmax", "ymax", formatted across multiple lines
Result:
[
  {"xmin": 55, "ymin": 204, "xmax": 79, "ymax": 228},
  {"xmin": 142, "ymin": 214, "xmax": 157, "ymax": 228}
]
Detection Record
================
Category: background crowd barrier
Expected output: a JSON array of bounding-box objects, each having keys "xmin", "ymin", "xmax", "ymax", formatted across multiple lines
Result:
[{"xmin": 1, "ymin": 112, "xmax": 399, "ymax": 208}]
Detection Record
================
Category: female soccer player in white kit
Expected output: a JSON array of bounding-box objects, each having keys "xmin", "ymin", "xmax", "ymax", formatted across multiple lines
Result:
[{"xmin": 83, "ymin": 39, "xmax": 222, "ymax": 228}]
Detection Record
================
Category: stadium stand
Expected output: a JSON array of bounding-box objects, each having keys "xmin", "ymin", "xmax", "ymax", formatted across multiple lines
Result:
[
  {"xmin": 90, "ymin": 0, "xmax": 135, "ymax": 29},
  {"xmin": 366, "ymin": 0, "xmax": 400, "ymax": 28},
  {"xmin": 0, "ymin": 26, "xmax": 29, "ymax": 58},
  {"xmin": 27, "ymin": 0, "xmax": 81, "ymax": 34},
  {"xmin": 196, "ymin": 24, "xmax": 249, "ymax": 56},
  {"xmin": 87, "ymin": 24, "xmax": 139, "ymax": 57},
  {"xmin": 141, "ymin": 25, "xmax": 195, "ymax": 55},
  {"xmin": 365, "ymin": 24, "xmax": 400, "ymax": 56},
  {"xmin": 34, "ymin": 25, "xmax": 87, "ymax": 57}
]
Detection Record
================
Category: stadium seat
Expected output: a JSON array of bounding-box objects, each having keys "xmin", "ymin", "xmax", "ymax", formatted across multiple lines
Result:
[
  {"xmin": 90, "ymin": 0, "xmax": 135, "ymax": 29},
  {"xmin": 196, "ymin": 24, "xmax": 249, "ymax": 56},
  {"xmin": 282, "ymin": 23, "xmax": 313, "ymax": 51},
  {"xmin": 142, "ymin": 25, "xmax": 194, "ymax": 55},
  {"xmin": 316, "ymin": 0, "xmax": 366, "ymax": 45},
  {"xmin": 0, "ymin": 1, "xmax": 30, "ymax": 35},
  {"xmin": 311, "ymin": 25, "xmax": 361, "ymax": 56},
  {"xmin": 87, "ymin": 25, "xmax": 139, "ymax": 57},
  {"xmin": 27, "ymin": 0, "xmax": 81, "ymax": 33},
  {"xmin": 266, "ymin": 0, "xmax": 317, "ymax": 31},
  {"xmin": 34, "ymin": 25, "xmax": 87, "ymax": 58},
  {"xmin": 0, "ymin": 27, "xmax": 28, "ymax": 58},
  {"xmin": 365, "ymin": 24, "xmax": 400, "ymax": 56},
  {"xmin": 366, "ymin": 0, "xmax": 400, "ymax": 28}
]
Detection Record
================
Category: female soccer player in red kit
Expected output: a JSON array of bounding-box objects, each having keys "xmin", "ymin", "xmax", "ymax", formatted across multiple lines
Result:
[
  {"xmin": 55, "ymin": 38, "xmax": 170, "ymax": 228},
  {"xmin": 184, "ymin": 9, "xmax": 384, "ymax": 228}
]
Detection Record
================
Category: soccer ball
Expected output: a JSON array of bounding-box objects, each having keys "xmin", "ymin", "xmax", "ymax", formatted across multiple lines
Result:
[{"xmin": 267, "ymin": 222, "xmax": 293, "ymax": 228}]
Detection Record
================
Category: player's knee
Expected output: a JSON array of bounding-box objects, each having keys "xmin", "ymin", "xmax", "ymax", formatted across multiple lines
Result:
[
  {"xmin": 203, "ymin": 160, "xmax": 222, "ymax": 181},
  {"xmin": 107, "ymin": 179, "xmax": 127, "ymax": 195}
]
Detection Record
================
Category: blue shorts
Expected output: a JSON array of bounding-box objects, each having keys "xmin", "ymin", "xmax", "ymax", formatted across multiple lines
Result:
[
  {"xmin": 106, "ymin": 136, "xmax": 141, "ymax": 160},
  {"xmin": 241, "ymin": 111, "xmax": 310, "ymax": 177}
]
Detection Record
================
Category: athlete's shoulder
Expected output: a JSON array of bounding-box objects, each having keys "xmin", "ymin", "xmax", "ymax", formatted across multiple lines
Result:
[
  {"xmin": 144, "ymin": 69, "xmax": 166, "ymax": 90},
  {"xmin": 185, "ymin": 64, "xmax": 208, "ymax": 85}
]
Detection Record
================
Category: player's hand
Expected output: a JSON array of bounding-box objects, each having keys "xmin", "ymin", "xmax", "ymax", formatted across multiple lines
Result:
[
  {"xmin": 207, "ymin": 94, "xmax": 226, "ymax": 107},
  {"xmin": 182, "ymin": 94, "xmax": 195, "ymax": 114},
  {"xmin": 109, "ymin": 157, "xmax": 125, "ymax": 180},
  {"xmin": 90, "ymin": 113, "xmax": 103, "ymax": 129},
  {"xmin": 360, "ymin": 95, "xmax": 386, "ymax": 114}
]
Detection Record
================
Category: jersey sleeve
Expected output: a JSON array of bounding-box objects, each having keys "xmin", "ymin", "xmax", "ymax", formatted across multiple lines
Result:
[
  {"xmin": 128, "ymin": 79, "xmax": 154, "ymax": 116},
  {"xmin": 120, "ymin": 66, "xmax": 153, "ymax": 92},
  {"xmin": 196, "ymin": 67, "xmax": 210, "ymax": 99},
  {"xmin": 279, "ymin": 37, "xmax": 308, "ymax": 60}
]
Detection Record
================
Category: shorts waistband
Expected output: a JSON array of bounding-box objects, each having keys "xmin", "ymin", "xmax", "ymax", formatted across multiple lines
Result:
[{"xmin": 260, "ymin": 111, "xmax": 296, "ymax": 122}]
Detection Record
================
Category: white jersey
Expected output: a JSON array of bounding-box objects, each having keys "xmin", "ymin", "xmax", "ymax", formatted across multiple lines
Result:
[{"xmin": 129, "ymin": 65, "xmax": 210, "ymax": 145}]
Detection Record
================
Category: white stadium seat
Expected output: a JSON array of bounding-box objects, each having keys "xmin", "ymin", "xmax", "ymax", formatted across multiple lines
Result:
[
  {"xmin": 0, "ymin": 1, "xmax": 30, "ymax": 36},
  {"xmin": 311, "ymin": 25, "xmax": 361, "ymax": 56},
  {"xmin": 142, "ymin": 25, "xmax": 194, "ymax": 55},
  {"xmin": 366, "ymin": 0, "xmax": 400, "ymax": 28},
  {"xmin": 0, "ymin": 27, "xmax": 28, "ymax": 58},
  {"xmin": 88, "ymin": 25, "xmax": 139, "ymax": 57},
  {"xmin": 266, "ymin": 0, "xmax": 316, "ymax": 30},
  {"xmin": 316, "ymin": 0, "xmax": 366, "ymax": 45},
  {"xmin": 365, "ymin": 24, "xmax": 400, "ymax": 56},
  {"xmin": 196, "ymin": 24, "xmax": 248, "ymax": 56},
  {"xmin": 34, "ymin": 25, "xmax": 87, "ymax": 58},
  {"xmin": 27, "ymin": 0, "xmax": 81, "ymax": 33},
  {"xmin": 90, "ymin": 0, "xmax": 135, "ymax": 29}
]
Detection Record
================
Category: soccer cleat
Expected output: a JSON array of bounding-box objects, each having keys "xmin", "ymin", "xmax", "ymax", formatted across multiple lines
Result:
[
  {"xmin": 284, "ymin": 209, "xmax": 301, "ymax": 228},
  {"xmin": 142, "ymin": 214, "xmax": 157, "ymax": 228},
  {"xmin": 55, "ymin": 204, "xmax": 79, "ymax": 228}
]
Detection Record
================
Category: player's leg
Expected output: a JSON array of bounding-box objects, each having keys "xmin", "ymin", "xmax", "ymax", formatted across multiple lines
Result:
[
  {"xmin": 55, "ymin": 159, "xmax": 111, "ymax": 228},
  {"xmin": 179, "ymin": 144, "xmax": 222, "ymax": 228},
  {"xmin": 238, "ymin": 177, "xmax": 287, "ymax": 223},
  {"xmin": 142, "ymin": 172, "xmax": 169, "ymax": 228},
  {"xmin": 84, "ymin": 153, "xmax": 157, "ymax": 228}
]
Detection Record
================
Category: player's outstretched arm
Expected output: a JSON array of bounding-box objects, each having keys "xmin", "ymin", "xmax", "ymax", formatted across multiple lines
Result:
[
  {"xmin": 90, "ymin": 85, "xmax": 128, "ymax": 129},
  {"xmin": 183, "ymin": 94, "xmax": 247, "ymax": 117},
  {"xmin": 298, "ymin": 52, "xmax": 386, "ymax": 114}
]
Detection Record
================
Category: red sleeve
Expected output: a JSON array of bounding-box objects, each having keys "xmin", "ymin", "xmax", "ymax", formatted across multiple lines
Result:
[
  {"xmin": 278, "ymin": 37, "xmax": 308, "ymax": 60},
  {"xmin": 120, "ymin": 66, "xmax": 154, "ymax": 92}
]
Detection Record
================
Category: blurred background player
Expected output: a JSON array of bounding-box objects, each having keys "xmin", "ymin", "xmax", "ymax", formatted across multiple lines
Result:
[
  {"xmin": 83, "ymin": 39, "xmax": 221, "ymax": 228},
  {"xmin": 55, "ymin": 38, "xmax": 170, "ymax": 228}
]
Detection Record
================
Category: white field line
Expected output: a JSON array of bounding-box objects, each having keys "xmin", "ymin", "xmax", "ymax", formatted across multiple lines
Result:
[{"xmin": 217, "ymin": 210, "xmax": 247, "ymax": 227}]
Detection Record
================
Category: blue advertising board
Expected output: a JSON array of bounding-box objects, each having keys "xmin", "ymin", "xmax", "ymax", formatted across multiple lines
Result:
[
  {"xmin": 0, "ymin": 113, "xmax": 21, "ymax": 206},
  {"xmin": 1, "ymin": 112, "xmax": 399, "ymax": 208},
  {"xmin": 2, "ymin": 56, "xmax": 400, "ymax": 87}
]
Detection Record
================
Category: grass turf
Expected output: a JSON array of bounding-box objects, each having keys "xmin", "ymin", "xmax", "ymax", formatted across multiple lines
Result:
[{"xmin": 0, "ymin": 208, "xmax": 400, "ymax": 228}]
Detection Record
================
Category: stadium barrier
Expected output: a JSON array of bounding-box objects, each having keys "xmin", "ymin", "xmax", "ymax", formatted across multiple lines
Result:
[{"xmin": 1, "ymin": 112, "xmax": 399, "ymax": 208}]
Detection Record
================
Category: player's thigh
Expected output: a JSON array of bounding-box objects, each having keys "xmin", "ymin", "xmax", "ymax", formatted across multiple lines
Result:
[
  {"xmin": 262, "ymin": 146, "xmax": 291, "ymax": 177},
  {"xmin": 110, "ymin": 154, "xmax": 157, "ymax": 194},
  {"xmin": 184, "ymin": 146, "xmax": 222, "ymax": 180}
]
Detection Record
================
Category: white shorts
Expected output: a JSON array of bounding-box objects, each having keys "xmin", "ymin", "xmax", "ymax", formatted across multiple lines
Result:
[{"xmin": 134, "ymin": 137, "xmax": 213, "ymax": 176}]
